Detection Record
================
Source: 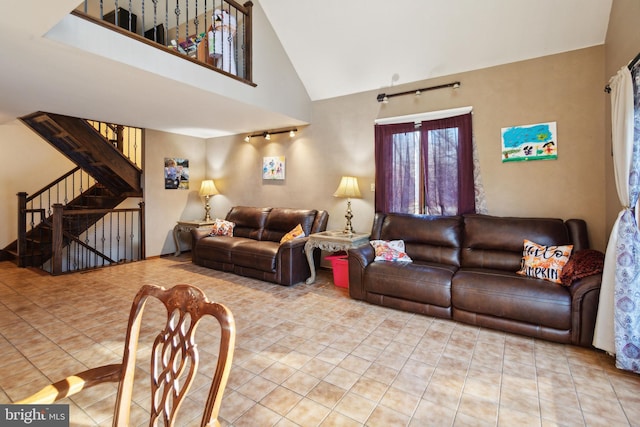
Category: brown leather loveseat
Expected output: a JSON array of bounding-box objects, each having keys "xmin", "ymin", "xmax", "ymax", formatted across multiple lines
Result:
[
  {"xmin": 348, "ymin": 213, "xmax": 602, "ymax": 346},
  {"xmin": 192, "ymin": 206, "xmax": 328, "ymax": 286}
]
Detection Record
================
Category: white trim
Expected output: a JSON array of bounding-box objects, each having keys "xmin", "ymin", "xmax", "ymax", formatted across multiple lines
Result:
[{"xmin": 374, "ymin": 106, "xmax": 473, "ymax": 125}]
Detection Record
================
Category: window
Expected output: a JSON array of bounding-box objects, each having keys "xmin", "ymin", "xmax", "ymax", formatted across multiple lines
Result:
[{"xmin": 375, "ymin": 112, "xmax": 475, "ymax": 215}]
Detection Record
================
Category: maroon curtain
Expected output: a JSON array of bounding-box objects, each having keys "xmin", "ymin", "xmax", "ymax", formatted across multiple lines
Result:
[
  {"xmin": 375, "ymin": 122, "xmax": 416, "ymax": 213},
  {"xmin": 420, "ymin": 113, "xmax": 475, "ymax": 215}
]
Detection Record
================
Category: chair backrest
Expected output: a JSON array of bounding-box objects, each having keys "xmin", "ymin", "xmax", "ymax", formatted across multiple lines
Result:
[{"xmin": 115, "ymin": 284, "xmax": 235, "ymax": 427}]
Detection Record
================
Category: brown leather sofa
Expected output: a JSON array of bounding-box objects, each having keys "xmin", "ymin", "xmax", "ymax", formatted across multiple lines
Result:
[
  {"xmin": 191, "ymin": 206, "xmax": 328, "ymax": 286},
  {"xmin": 348, "ymin": 213, "xmax": 602, "ymax": 346}
]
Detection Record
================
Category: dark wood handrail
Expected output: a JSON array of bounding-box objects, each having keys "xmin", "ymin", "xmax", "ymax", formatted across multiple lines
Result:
[{"xmin": 26, "ymin": 167, "xmax": 82, "ymax": 203}]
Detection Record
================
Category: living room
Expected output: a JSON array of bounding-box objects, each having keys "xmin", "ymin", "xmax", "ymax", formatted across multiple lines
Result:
[{"xmin": 0, "ymin": 0, "xmax": 639, "ymax": 425}]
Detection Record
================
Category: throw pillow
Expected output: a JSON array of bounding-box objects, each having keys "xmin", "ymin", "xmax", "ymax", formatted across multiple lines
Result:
[
  {"xmin": 370, "ymin": 240, "xmax": 413, "ymax": 263},
  {"xmin": 209, "ymin": 219, "xmax": 235, "ymax": 237},
  {"xmin": 517, "ymin": 239, "xmax": 573, "ymax": 284},
  {"xmin": 280, "ymin": 224, "xmax": 305, "ymax": 244},
  {"xmin": 560, "ymin": 249, "xmax": 605, "ymax": 286}
]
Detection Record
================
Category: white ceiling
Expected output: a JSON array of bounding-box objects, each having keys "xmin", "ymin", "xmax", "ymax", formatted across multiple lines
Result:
[{"xmin": 0, "ymin": 0, "xmax": 612, "ymax": 137}]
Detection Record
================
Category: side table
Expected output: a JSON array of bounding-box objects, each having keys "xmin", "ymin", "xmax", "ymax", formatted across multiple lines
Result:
[
  {"xmin": 304, "ymin": 230, "xmax": 370, "ymax": 284},
  {"xmin": 173, "ymin": 219, "xmax": 216, "ymax": 256}
]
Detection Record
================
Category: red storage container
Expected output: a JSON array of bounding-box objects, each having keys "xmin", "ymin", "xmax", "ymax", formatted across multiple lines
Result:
[{"xmin": 326, "ymin": 254, "xmax": 349, "ymax": 288}]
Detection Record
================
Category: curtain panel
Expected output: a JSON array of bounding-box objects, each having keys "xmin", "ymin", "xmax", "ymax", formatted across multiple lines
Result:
[
  {"xmin": 374, "ymin": 122, "xmax": 416, "ymax": 213},
  {"xmin": 420, "ymin": 113, "xmax": 475, "ymax": 215},
  {"xmin": 593, "ymin": 65, "xmax": 640, "ymax": 374}
]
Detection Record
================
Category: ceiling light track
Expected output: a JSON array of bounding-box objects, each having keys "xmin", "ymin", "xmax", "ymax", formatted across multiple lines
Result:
[
  {"xmin": 377, "ymin": 81, "xmax": 461, "ymax": 103},
  {"xmin": 244, "ymin": 128, "xmax": 298, "ymax": 142}
]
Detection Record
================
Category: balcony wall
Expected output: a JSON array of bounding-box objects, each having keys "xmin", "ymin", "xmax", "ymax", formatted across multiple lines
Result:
[{"xmin": 42, "ymin": 0, "xmax": 311, "ymax": 138}]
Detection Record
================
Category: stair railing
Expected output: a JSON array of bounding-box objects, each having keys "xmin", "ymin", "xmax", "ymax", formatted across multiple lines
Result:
[
  {"xmin": 17, "ymin": 168, "xmax": 145, "ymax": 274},
  {"xmin": 77, "ymin": 0, "xmax": 253, "ymax": 83},
  {"xmin": 86, "ymin": 120, "xmax": 143, "ymax": 169},
  {"xmin": 48, "ymin": 202, "xmax": 145, "ymax": 275}
]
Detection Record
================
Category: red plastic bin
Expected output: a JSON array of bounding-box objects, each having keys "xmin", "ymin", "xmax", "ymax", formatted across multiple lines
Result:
[{"xmin": 326, "ymin": 254, "xmax": 349, "ymax": 288}]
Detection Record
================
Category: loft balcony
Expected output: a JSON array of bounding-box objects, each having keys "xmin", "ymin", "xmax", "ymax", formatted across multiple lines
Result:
[
  {"xmin": 76, "ymin": 0, "xmax": 254, "ymax": 84},
  {"xmin": 0, "ymin": 0, "xmax": 311, "ymax": 139}
]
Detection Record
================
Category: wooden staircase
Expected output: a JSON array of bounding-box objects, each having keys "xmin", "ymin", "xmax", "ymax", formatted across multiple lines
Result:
[
  {"xmin": 20, "ymin": 112, "xmax": 142, "ymax": 196},
  {"xmin": 5, "ymin": 183, "xmax": 129, "ymax": 267},
  {"xmin": 2, "ymin": 112, "xmax": 144, "ymax": 271}
]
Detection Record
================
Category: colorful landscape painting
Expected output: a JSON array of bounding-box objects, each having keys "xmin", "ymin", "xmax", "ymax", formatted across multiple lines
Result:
[{"xmin": 501, "ymin": 122, "xmax": 557, "ymax": 162}]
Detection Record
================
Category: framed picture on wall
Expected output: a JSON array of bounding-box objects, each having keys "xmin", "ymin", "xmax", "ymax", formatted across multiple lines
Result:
[
  {"xmin": 164, "ymin": 157, "xmax": 190, "ymax": 189},
  {"xmin": 501, "ymin": 122, "xmax": 557, "ymax": 162},
  {"xmin": 262, "ymin": 156, "xmax": 285, "ymax": 180}
]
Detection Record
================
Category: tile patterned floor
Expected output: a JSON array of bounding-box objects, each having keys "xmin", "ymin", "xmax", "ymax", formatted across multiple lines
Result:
[{"xmin": 0, "ymin": 256, "xmax": 639, "ymax": 426}]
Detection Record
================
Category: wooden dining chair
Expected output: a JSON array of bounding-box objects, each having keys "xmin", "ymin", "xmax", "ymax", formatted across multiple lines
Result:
[{"xmin": 15, "ymin": 284, "xmax": 236, "ymax": 427}]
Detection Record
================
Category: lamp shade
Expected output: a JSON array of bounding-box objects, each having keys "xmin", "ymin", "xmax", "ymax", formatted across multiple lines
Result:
[
  {"xmin": 333, "ymin": 176, "xmax": 361, "ymax": 198},
  {"xmin": 199, "ymin": 179, "xmax": 219, "ymax": 197}
]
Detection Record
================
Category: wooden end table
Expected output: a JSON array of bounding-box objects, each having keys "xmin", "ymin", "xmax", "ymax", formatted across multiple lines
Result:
[
  {"xmin": 173, "ymin": 219, "xmax": 216, "ymax": 256},
  {"xmin": 304, "ymin": 230, "xmax": 370, "ymax": 284}
]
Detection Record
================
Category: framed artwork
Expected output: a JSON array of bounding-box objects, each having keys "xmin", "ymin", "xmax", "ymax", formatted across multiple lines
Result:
[
  {"xmin": 501, "ymin": 122, "xmax": 557, "ymax": 162},
  {"xmin": 262, "ymin": 156, "xmax": 285, "ymax": 180},
  {"xmin": 164, "ymin": 157, "xmax": 190, "ymax": 189}
]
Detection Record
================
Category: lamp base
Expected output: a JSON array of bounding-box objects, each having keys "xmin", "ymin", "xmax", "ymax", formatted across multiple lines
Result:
[
  {"xmin": 203, "ymin": 195, "xmax": 212, "ymax": 221},
  {"xmin": 343, "ymin": 199, "xmax": 354, "ymax": 235}
]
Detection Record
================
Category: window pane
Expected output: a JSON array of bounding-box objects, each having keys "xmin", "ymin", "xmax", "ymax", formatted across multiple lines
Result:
[
  {"xmin": 391, "ymin": 131, "xmax": 420, "ymax": 213},
  {"xmin": 426, "ymin": 127, "xmax": 458, "ymax": 215}
]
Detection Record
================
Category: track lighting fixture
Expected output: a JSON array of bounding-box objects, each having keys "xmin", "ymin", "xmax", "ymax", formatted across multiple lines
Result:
[
  {"xmin": 244, "ymin": 128, "xmax": 299, "ymax": 142},
  {"xmin": 376, "ymin": 81, "xmax": 461, "ymax": 103}
]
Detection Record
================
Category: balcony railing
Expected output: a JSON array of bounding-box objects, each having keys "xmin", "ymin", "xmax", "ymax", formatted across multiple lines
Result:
[{"xmin": 77, "ymin": 0, "xmax": 253, "ymax": 83}]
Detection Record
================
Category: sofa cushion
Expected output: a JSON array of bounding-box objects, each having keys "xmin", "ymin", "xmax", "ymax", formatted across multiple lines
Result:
[
  {"xmin": 209, "ymin": 218, "xmax": 235, "ymax": 237},
  {"xmin": 364, "ymin": 261, "xmax": 456, "ymax": 309},
  {"xmin": 452, "ymin": 268, "xmax": 572, "ymax": 330},
  {"xmin": 280, "ymin": 224, "xmax": 305, "ymax": 244},
  {"xmin": 377, "ymin": 214, "xmax": 462, "ymax": 267},
  {"xmin": 517, "ymin": 239, "xmax": 573, "ymax": 284},
  {"xmin": 262, "ymin": 208, "xmax": 317, "ymax": 242},
  {"xmin": 461, "ymin": 214, "xmax": 571, "ymax": 272},
  {"xmin": 226, "ymin": 206, "xmax": 271, "ymax": 240},
  {"xmin": 231, "ymin": 241, "xmax": 279, "ymax": 271},
  {"xmin": 195, "ymin": 236, "xmax": 255, "ymax": 264},
  {"xmin": 370, "ymin": 240, "xmax": 412, "ymax": 262}
]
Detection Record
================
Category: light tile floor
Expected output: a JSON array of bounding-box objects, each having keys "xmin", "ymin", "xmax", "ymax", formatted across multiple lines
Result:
[{"xmin": 0, "ymin": 256, "xmax": 639, "ymax": 426}]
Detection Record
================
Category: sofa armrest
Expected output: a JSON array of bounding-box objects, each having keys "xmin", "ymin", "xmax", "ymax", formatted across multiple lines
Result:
[
  {"xmin": 568, "ymin": 273, "xmax": 602, "ymax": 347},
  {"xmin": 191, "ymin": 228, "xmax": 211, "ymax": 242},
  {"xmin": 347, "ymin": 244, "xmax": 374, "ymax": 300},
  {"xmin": 276, "ymin": 237, "xmax": 310, "ymax": 286}
]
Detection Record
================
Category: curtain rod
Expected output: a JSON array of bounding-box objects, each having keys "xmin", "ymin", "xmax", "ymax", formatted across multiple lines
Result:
[
  {"xmin": 604, "ymin": 51, "xmax": 640, "ymax": 93},
  {"xmin": 377, "ymin": 81, "xmax": 460, "ymax": 103}
]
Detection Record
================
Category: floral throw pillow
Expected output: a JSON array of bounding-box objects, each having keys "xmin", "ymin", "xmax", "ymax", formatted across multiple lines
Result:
[
  {"xmin": 280, "ymin": 224, "xmax": 305, "ymax": 244},
  {"xmin": 209, "ymin": 219, "xmax": 235, "ymax": 237},
  {"xmin": 370, "ymin": 240, "xmax": 413, "ymax": 263},
  {"xmin": 517, "ymin": 239, "xmax": 573, "ymax": 284}
]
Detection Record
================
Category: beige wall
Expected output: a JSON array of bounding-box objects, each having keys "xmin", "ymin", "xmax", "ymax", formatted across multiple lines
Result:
[
  {"xmin": 211, "ymin": 46, "xmax": 608, "ymax": 250},
  {"xmin": 0, "ymin": 45, "xmax": 617, "ymax": 256},
  {"xmin": 145, "ymin": 130, "xmax": 207, "ymax": 256},
  {"xmin": 0, "ymin": 120, "xmax": 75, "ymax": 248},
  {"xmin": 603, "ymin": 0, "xmax": 640, "ymax": 234}
]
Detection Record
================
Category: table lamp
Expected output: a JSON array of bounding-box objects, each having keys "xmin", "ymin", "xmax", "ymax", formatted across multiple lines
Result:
[
  {"xmin": 199, "ymin": 179, "xmax": 219, "ymax": 221},
  {"xmin": 333, "ymin": 176, "xmax": 361, "ymax": 234}
]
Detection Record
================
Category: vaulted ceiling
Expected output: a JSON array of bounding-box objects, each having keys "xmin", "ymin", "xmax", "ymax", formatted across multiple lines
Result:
[{"xmin": 0, "ymin": 0, "xmax": 613, "ymax": 137}]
